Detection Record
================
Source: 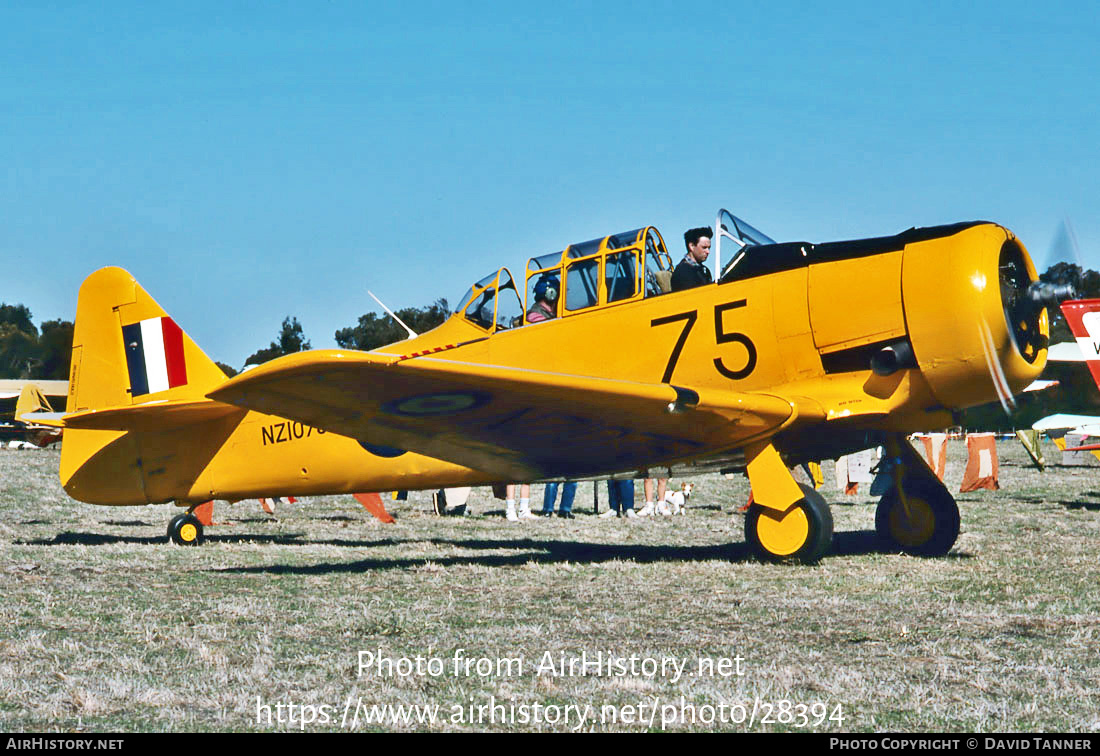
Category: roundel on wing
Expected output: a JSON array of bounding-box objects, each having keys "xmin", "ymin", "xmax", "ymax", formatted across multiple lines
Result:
[
  {"xmin": 359, "ymin": 442, "xmax": 407, "ymax": 458},
  {"xmin": 382, "ymin": 391, "xmax": 491, "ymax": 417}
]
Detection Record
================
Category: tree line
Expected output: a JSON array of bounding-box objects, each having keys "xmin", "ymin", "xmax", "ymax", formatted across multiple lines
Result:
[
  {"xmin": 0, "ymin": 304, "xmax": 73, "ymax": 380},
  {"xmin": 0, "ymin": 300, "xmax": 451, "ymax": 380}
]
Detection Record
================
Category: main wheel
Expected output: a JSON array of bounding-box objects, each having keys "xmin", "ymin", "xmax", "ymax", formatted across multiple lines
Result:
[
  {"xmin": 875, "ymin": 477, "xmax": 959, "ymax": 557},
  {"xmin": 745, "ymin": 483, "xmax": 833, "ymax": 564},
  {"xmin": 167, "ymin": 513, "xmax": 204, "ymax": 546}
]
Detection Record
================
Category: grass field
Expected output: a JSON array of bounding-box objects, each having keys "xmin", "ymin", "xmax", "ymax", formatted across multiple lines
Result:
[{"xmin": 1, "ymin": 441, "xmax": 1098, "ymax": 732}]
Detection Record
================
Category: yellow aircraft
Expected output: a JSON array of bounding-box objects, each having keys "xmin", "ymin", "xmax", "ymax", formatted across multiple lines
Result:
[
  {"xmin": 25, "ymin": 211, "xmax": 1060, "ymax": 562},
  {"xmin": 1, "ymin": 381, "xmax": 66, "ymax": 447}
]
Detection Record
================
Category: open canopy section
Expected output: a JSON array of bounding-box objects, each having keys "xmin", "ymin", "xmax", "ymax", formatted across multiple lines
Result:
[
  {"xmin": 714, "ymin": 209, "xmax": 778, "ymax": 281},
  {"xmin": 452, "ymin": 268, "xmax": 524, "ymax": 333}
]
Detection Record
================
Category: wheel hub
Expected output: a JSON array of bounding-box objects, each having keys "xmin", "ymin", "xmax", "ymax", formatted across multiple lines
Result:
[{"xmin": 755, "ymin": 505, "xmax": 810, "ymax": 556}]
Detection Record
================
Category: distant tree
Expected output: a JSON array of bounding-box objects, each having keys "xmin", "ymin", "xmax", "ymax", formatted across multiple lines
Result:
[
  {"xmin": 215, "ymin": 361, "xmax": 239, "ymax": 377},
  {"xmin": 36, "ymin": 320, "xmax": 74, "ymax": 380},
  {"xmin": 0, "ymin": 303, "xmax": 73, "ymax": 379},
  {"xmin": 335, "ymin": 299, "xmax": 450, "ymax": 351},
  {"xmin": 0, "ymin": 304, "xmax": 37, "ymax": 337},
  {"xmin": 0, "ymin": 304, "xmax": 50, "ymax": 378},
  {"xmin": 245, "ymin": 316, "xmax": 312, "ymax": 367},
  {"xmin": 0, "ymin": 324, "xmax": 39, "ymax": 378}
]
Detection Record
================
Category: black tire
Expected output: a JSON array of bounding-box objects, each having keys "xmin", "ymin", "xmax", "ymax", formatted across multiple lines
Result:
[
  {"xmin": 167, "ymin": 513, "xmax": 204, "ymax": 546},
  {"xmin": 745, "ymin": 483, "xmax": 833, "ymax": 564},
  {"xmin": 875, "ymin": 477, "xmax": 959, "ymax": 557}
]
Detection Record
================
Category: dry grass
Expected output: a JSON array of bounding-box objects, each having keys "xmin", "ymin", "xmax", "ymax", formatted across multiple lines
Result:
[{"xmin": 1, "ymin": 441, "xmax": 1098, "ymax": 732}]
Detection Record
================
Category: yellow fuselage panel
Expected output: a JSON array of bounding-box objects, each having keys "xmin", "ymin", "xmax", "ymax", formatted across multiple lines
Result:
[
  {"xmin": 61, "ymin": 410, "xmax": 495, "ymax": 506},
  {"xmin": 809, "ymin": 251, "xmax": 905, "ymax": 352}
]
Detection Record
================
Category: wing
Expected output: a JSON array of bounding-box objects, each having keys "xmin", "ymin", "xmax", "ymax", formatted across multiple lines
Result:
[{"xmin": 208, "ymin": 350, "xmax": 798, "ymax": 481}]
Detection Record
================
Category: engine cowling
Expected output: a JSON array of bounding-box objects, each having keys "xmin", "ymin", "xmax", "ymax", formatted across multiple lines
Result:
[{"xmin": 901, "ymin": 222, "xmax": 1047, "ymax": 411}]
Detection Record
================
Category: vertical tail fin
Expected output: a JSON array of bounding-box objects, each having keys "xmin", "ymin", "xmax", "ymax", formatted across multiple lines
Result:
[
  {"xmin": 62, "ymin": 267, "xmax": 230, "ymax": 503},
  {"xmin": 68, "ymin": 267, "xmax": 227, "ymax": 412},
  {"xmin": 1059, "ymin": 299, "xmax": 1100, "ymax": 392},
  {"xmin": 15, "ymin": 383, "xmax": 54, "ymax": 417}
]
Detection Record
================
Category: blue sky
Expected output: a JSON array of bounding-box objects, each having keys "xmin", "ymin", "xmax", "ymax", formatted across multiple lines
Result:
[{"xmin": 2, "ymin": 1, "xmax": 1098, "ymax": 366}]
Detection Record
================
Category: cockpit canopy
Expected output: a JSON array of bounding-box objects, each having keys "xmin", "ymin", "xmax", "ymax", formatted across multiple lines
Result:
[
  {"xmin": 525, "ymin": 226, "xmax": 672, "ymax": 318},
  {"xmin": 452, "ymin": 226, "xmax": 674, "ymax": 334},
  {"xmin": 451, "ymin": 212, "xmax": 779, "ymax": 334},
  {"xmin": 453, "ymin": 268, "xmax": 524, "ymax": 332}
]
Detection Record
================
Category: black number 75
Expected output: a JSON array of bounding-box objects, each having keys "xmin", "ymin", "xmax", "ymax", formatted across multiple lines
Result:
[{"xmin": 651, "ymin": 300, "xmax": 757, "ymax": 383}]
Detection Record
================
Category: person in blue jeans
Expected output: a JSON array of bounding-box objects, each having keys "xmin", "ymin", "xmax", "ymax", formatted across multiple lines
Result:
[
  {"xmin": 541, "ymin": 481, "xmax": 577, "ymax": 519},
  {"xmin": 600, "ymin": 479, "xmax": 636, "ymax": 518}
]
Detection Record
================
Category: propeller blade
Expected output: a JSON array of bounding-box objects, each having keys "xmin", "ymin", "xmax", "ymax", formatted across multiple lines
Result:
[{"xmin": 978, "ymin": 318, "xmax": 1017, "ymax": 415}]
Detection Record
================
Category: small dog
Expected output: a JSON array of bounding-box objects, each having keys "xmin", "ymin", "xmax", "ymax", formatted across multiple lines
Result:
[{"xmin": 662, "ymin": 482, "xmax": 694, "ymax": 515}]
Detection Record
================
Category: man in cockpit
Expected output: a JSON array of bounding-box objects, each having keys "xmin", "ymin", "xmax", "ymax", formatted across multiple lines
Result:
[{"xmin": 671, "ymin": 227, "xmax": 713, "ymax": 292}]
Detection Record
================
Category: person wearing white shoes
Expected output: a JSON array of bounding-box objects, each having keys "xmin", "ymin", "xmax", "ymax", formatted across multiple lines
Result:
[
  {"xmin": 639, "ymin": 477, "xmax": 669, "ymax": 517},
  {"xmin": 502, "ymin": 278, "xmax": 562, "ymax": 523},
  {"xmin": 505, "ymin": 483, "xmax": 538, "ymax": 521}
]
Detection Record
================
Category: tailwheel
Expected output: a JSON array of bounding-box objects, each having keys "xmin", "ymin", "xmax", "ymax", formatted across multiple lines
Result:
[
  {"xmin": 875, "ymin": 477, "xmax": 959, "ymax": 557},
  {"xmin": 745, "ymin": 483, "xmax": 833, "ymax": 564},
  {"xmin": 167, "ymin": 512, "xmax": 204, "ymax": 546}
]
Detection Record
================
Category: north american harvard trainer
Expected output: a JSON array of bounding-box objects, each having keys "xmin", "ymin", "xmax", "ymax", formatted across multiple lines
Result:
[{"xmin": 24, "ymin": 209, "xmax": 1066, "ymax": 562}]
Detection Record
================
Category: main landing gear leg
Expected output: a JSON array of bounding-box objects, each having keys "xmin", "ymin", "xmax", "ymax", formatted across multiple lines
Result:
[
  {"xmin": 167, "ymin": 505, "xmax": 205, "ymax": 546},
  {"xmin": 875, "ymin": 434, "xmax": 960, "ymax": 557},
  {"xmin": 744, "ymin": 442, "xmax": 833, "ymax": 564}
]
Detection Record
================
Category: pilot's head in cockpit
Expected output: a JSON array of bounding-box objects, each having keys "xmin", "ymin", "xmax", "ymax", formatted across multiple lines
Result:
[
  {"xmin": 527, "ymin": 274, "xmax": 560, "ymax": 324},
  {"xmin": 684, "ymin": 227, "xmax": 713, "ymax": 265},
  {"xmin": 534, "ymin": 274, "xmax": 559, "ymax": 305}
]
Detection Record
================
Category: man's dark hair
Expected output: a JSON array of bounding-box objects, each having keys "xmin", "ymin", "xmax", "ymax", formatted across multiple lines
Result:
[{"xmin": 684, "ymin": 226, "xmax": 713, "ymax": 253}]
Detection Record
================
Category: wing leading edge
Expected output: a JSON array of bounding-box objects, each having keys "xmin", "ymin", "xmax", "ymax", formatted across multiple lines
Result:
[{"xmin": 208, "ymin": 350, "xmax": 799, "ymax": 481}]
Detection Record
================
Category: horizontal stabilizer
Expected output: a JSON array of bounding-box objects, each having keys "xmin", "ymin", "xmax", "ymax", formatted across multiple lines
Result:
[
  {"xmin": 15, "ymin": 411, "xmax": 67, "ymax": 428},
  {"xmin": 35, "ymin": 399, "xmax": 244, "ymax": 432}
]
